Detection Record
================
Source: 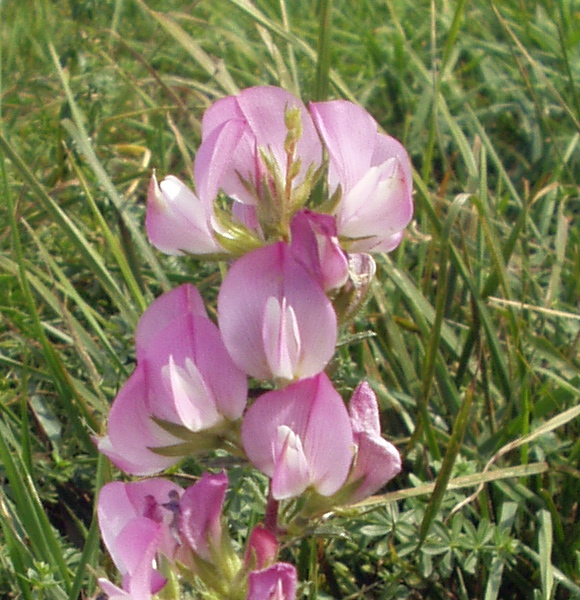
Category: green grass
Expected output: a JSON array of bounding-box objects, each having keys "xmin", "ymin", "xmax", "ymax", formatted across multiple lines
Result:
[{"xmin": 1, "ymin": 0, "xmax": 580, "ymax": 598}]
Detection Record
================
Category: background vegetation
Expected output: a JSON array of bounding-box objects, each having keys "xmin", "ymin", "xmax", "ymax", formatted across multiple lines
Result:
[{"xmin": 1, "ymin": 0, "xmax": 579, "ymax": 598}]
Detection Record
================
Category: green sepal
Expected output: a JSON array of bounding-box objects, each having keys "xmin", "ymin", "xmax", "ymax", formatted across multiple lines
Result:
[
  {"xmin": 179, "ymin": 249, "xmax": 233, "ymax": 262},
  {"xmin": 149, "ymin": 437, "xmax": 220, "ymax": 457},
  {"xmin": 212, "ymin": 205, "xmax": 265, "ymax": 256},
  {"xmin": 151, "ymin": 416, "xmax": 230, "ymax": 441},
  {"xmin": 311, "ymin": 177, "xmax": 342, "ymax": 214}
]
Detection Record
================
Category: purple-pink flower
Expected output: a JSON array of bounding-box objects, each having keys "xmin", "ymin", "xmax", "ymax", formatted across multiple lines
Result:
[
  {"xmin": 345, "ymin": 381, "xmax": 402, "ymax": 503},
  {"xmin": 146, "ymin": 87, "xmax": 412, "ymax": 262},
  {"xmin": 244, "ymin": 526, "xmax": 279, "ymax": 571},
  {"xmin": 247, "ymin": 563, "xmax": 297, "ymax": 600},
  {"xmin": 198, "ymin": 86, "xmax": 322, "ymax": 207},
  {"xmin": 241, "ymin": 373, "xmax": 354, "ymax": 499},
  {"xmin": 289, "ymin": 210, "xmax": 349, "ymax": 292},
  {"xmin": 98, "ymin": 284, "xmax": 248, "ymax": 475},
  {"xmin": 218, "ymin": 242, "xmax": 337, "ymax": 382},
  {"xmin": 146, "ymin": 173, "xmax": 223, "ymax": 255},
  {"xmin": 178, "ymin": 471, "xmax": 229, "ymax": 564},
  {"xmin": 97, "ymin": 479, "xmax": 183, "ymax": 600},
  {"xmin": 310, "ymin": 100, "xmax": 413, "ymax": 253}
]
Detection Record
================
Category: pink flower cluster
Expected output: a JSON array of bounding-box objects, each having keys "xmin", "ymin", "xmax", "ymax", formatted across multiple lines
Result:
[
  {"xmin": 97, "ymin": 473, "xmax": 296, "ymax": 600},
  {"xmin": 147, "ymin": 86, "xmax": 412, "ymax": 257},
  {"xmin": 97, "ymin": 86, "xmax": 411, "ymax": 600}
]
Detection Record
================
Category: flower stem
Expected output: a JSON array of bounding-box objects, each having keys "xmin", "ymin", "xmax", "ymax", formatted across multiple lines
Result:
[{"xmin": 264, "ymin": 487, "xmax": 280, "ymax": 535}]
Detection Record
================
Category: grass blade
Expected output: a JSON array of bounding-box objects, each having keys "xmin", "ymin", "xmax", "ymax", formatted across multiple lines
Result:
[{"xmin": 313, "ymin": 0, "xmax": 332, "ymax": 101}]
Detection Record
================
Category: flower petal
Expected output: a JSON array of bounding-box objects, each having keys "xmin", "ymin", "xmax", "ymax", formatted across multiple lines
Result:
[
  {"xmin": 98, "ymin": 578, "xmax": 132, "ymax": 600},
  {"xmin": 136, "ymin": 284, "xmax": 207, "ymax": 362},
  {"xmin": 194, "ymin": 118, "xmax": 246, "ymax": 204},
  {"xmin": 290, "ymin": 210, "xmax": 348, "ymax": 292},
  {"xmin": 246, "ymin": 563, "xmax": 297, "ymax": 600},
  {"xmin": 201, "ymin": 86, "xmax": 322, "ymax": 205},
  {"xmin": 146, "ymin": 174, "xmax": 221, "ymax": 255},
  {"xmin": 271, "ymin": 426, "xmax": 310, "ymax": 500},
  {"xmin": 244, "ymin": 526, "xmax": 279, "ymax": 571},
  {"xmin": 235, "ymin": 86, "xmax": 321, "ymax": 186},
  {"xmin": 179, "ymin": 471, "xmax": 228, "ymax": 562},
  {"xmin": 98, "ymin": 365, "xmax": 182, "ymax": 476},
  {"xmin": 98, "ymin": 479, "xmax": 182, "ymax": 564},
  {"xmin": 218, "ymin": 242, "xmax": 337, "ymax": 381},
  {"xmin": 242, "ymin": 374, "xmax": 353, "ymax": 498},
  {"xmin": 115, "ymin": 517, "xmax": 164, "ymax": 597},
  {"xmin": 349, "ymin": 380, "xmax": 381, "ymax": 437},
  {"xmin": 97, "ymin": 480, "xmax": 179, "ymax": 600},
  {"xmin": 309, "ymin": 100, "xmax": 377, "ymax": 192},
  {"xmin": 347, "ymin": 433, "xmax": 401, "ymax": 503},
  {"xmin": 143, "ymin": 313, "xmax": 247, "ymax": 428},
  {"xmin": 310, "ymin": 99, "xmax": 413, "ymax": 254},
  {"xmin": 338, "ymin": 159, "xmax": 412, "ymax": 250},
  {"xmin": 262, "ymin": 296, "xmax": 301, "ymax": 382},
  {"xmin": 345, "ymin": 381, "xmax": 402, "ymax": 503}
]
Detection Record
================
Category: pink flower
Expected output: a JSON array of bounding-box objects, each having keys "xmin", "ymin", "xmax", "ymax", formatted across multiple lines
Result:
[
  {"xmin": 198, "ymin": 86, "xmax": 322, "ymax": 207},
  {"xmin": 98, "ymin": 284, "xmax": 248, "ymax": 475},
  {"xmin": 345, "ymin": 381, "xmax": 401, "ymax": 503},
  {"xmin": 146, "ymin": 173, "xmax": 223, "ymax": 255},
  {"xmin": 244, "ymin": 526, "xmax": 279, "ymax": 571},
  {"xmin": 178, "ymin": 471, "xmax": 229, "ymax": 564},
  {"xmin": 97, "ymin": 479, "xmax": 183, "ymax": 599},
  {"xmin": 134, "ymin": 282, "xmax": 207, "ymax": 356},
  {"xmin": 246, "ymin": 563, "xmax": 297, "ymax": 600},
  {"xmin": 96, "ymin": 366, "xmax": 183, "ymax": 475},
  {"xmin": 309, "ymin": 100, "xmax": 413, "ymax": 253},
  {"xmin": 241, "ymin": 373, "xmax": 354, "ymax": 500},
  {"xmin": 218, "ymin": 242, "xmax": 337, "ymax": 382},
  {"xmin": 289, "ymin": 210, "xmax": 349, "ymax": 292}
]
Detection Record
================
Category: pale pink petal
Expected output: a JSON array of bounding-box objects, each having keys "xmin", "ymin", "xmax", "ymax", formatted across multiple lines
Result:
[
  {"xmin": 122, "ymin": 480, "xmax": 183, "ymax": 559},
  {"xmin": 345, "ymin": 381, "xmax": 402, "ymax": 502},
  {"xmin": 271, "ymin": 426, "xmax": 310, "ymax": 500},
  {"xmin": 246, "ymin": 563, "xmax": 297, "ymax": 600},
  {"xmin": 135, "ymin": 284, "xmax": 206, "ymax": 361},
  {"xmin": 201, "ymin": 94, "xmax": 263, "ymax": 206},
  {"xmin": 115, "ymin": 517, "xmax": 164, "ymax": 597},
  {"xmin": 338, "ymin": 159, "xmax": 412, "ymax": 249},
  {"xmin": 98, "ymin": 365, "xmax": 182, "ymax": 476},
  {"xmin": 372, "ymin": 133, "xmax": 413, "ymax": 196},
  {"xmin": 300, "ymin": 374, "xmax": 354, "ymax": 496},
  {"xmin": 231, "ymin": 201, "xmax": 260, "ymax": 232},
  {"xmin": 98, "ymin": 578, "xmax": 132, "ymax": 600},
  {"xmin": 262, "ymin": 297, "xmax": 301, "ymax": 381},
  {"xmin": 201, "ymin": 95, "xmax": 242, "ymax": 139},
  {"xmin": 347, "ymin": 433, "xmax": 401, "ymax": 503},
  {"xmin": 200, "ymin": 86, "xmax": 322, "ymax": 206},
  {"xmin": 163, "ymin": 355, "xmax": 220, "ymax": 430},
  {"xmin": 366, "ymin": 231, "xmax": 404, "ymax": 254},
  {"xmin": 194, "ymin": 118, "xmax": 246, "ymax": 204},
  {"xmin": 179, "ymin": 471, "xmax": 228, "ymax": 562},
  {"xmin": 241, "ymin": 374, "xmax": 353, "ymax": 498},
  {"xmin": 349, "ymin": 380, "xmax": 381, "ymax": 437},
  {"xmin": 97, "ymin": 485, "xmax": 173, "ymax": 600},
  {"xmin": 309, "ymin": 100, "xmax": 377, "ymax": 192},
  {"xmin": 235, "ymin": 86, "xmax": 321, "ymax": 186},
  {"xmin": 146, "ymin": 174, "xmax": 221, "ymax": 255},
  {"xmin": 98, "ymin": 479, "xmax": 182, "ymax": 567},
  {"xmin": 218, "ymin": 243, "xmax": 337, "ymax": 381},
  {"xmin": 310, "ymin": 99, "xmax": 413, "ymax": 254},
  {"xmin": 101, "ymin": 287, "xmax": 247, "ymax": 476},
  {"xmin": 143, "ymin": 314, "xmax": 247, "ymax": 428}
]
